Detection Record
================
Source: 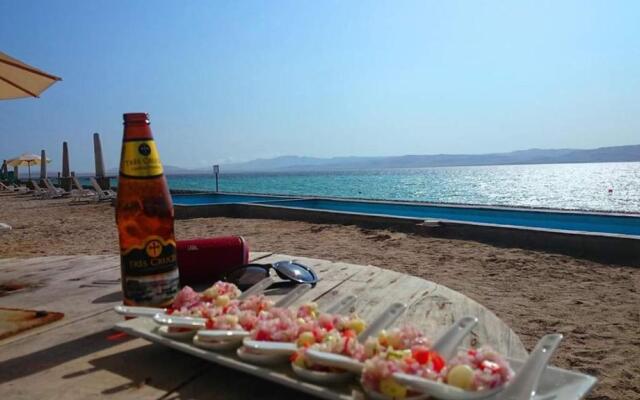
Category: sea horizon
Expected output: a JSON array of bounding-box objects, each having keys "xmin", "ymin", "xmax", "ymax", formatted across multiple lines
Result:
[{"xmin": 156, "ymin": 161, "xmax": 640, "ymax": 214}]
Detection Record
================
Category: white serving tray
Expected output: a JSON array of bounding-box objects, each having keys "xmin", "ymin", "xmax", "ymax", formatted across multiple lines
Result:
[{"xmin": 114, "ymin": 318, "xmax": 596, "ymax": 400}]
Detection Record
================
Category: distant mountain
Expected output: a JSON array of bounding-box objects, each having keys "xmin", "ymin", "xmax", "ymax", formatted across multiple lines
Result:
[
  {"xmin": 221, "ymin": 155, "xmax": 380, "ymax": 172},
  {"xmin": 220, "ymin": 144, "xmax": 640, "ymax": 172},
  {"xmin": 99, "ymin": 144, "xmax": 639, "ymax": 174}
]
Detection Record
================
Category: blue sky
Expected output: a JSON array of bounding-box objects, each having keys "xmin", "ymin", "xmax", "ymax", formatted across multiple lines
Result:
[{"xmin": 1, "ymin": 1, "xmax": 639, "ymax": 172}]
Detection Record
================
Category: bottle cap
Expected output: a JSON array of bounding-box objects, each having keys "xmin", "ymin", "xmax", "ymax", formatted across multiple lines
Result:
[{"xmin": 123, "ymin": 113, "xmax": 150, "ymax": 124}]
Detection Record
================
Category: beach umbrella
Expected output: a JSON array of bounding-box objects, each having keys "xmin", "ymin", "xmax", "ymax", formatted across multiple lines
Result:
[
  {"xmin": 0, "ymin": 51, "xmax": 61, "ymax": 100},
  {"xmin": 7, "ymin": 153, "xmax": 50, "ymax": 180}
]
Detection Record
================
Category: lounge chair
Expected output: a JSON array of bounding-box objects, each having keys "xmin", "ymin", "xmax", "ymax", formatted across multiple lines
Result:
[
  {"xmin": 0, "ymin": 222, "xmax": 11, "ymax": 234},
  {"xmin": 0, "ymin": 181, "xmax": 16, "ymax": 192},
  {"xmin": 12, "ymin": 183, "xmax": 33, "ymax": 194},
  {"xmin": 31, "ymin": 180, "xmax": 62, "ymax": 199},
  {"xmin": 90, "ymin": 177, "xmax": 116, "ymax": 201},
  {"xmin": 30, "ymin": 180, "xmax": 49, "ymax": 198},
  {"xmin": 43, "ymin": 179, "xmax": 68, "ymax": 198},
  {"xmin": 0, "ymin": 182, "xmax": 30, "ymax": 193},
  {"xmin": 71, "ymin": 177, "xmax": 97, "ymax": 202},
  {"xmin": 0, "ymin": 181, "xmax": 15, "ymax": 195}
]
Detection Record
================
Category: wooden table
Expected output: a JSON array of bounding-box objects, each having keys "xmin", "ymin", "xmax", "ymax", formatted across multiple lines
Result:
[{"xmin": 0, "ymin": 253, "xmax": 526, "ymax": 399}]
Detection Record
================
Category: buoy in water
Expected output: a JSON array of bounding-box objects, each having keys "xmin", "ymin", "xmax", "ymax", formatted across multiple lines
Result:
[{"xmin": 608, "ymin": 188, "xmax": 613, "ymax": 194}]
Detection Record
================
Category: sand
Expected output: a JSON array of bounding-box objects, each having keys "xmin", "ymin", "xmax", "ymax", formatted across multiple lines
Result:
[{"xmin": 0, "ymin": 193, "xmax": 638, "ymax": 399}]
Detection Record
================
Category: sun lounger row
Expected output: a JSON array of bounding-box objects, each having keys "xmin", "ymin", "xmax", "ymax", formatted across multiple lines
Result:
[
  {"xmin": 87, "ymin": 177, "xmax": 117, "ymax": 201},
  {"xmin": 0, "ymin": 181, "xmax": 31, "ymax": 193},
  {"xmin": 0, "ymin": 178, "xmax": 116, "ymax": 202}
]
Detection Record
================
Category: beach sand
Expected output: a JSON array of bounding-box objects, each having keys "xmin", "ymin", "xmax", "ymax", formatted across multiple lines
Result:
[{"xmin": 0, "ymin": 194, "xmax": 638, "ymax": 399}]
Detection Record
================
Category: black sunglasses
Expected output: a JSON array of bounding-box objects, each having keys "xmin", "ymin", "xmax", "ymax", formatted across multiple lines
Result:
[{"xmin": 223, "ymin": 261, "xmax": 318, "ymax": 290}]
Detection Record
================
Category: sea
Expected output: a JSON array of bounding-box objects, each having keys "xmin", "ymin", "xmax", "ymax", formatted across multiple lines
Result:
[{"xmin": 162, "ymin": 162, "xmax": 640, "ymax": 214}]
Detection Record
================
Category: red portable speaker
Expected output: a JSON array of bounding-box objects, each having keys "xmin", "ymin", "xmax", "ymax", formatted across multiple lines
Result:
[{"xmin": 176, "ymin": 236, "xmax": 250, "ymax": 286}]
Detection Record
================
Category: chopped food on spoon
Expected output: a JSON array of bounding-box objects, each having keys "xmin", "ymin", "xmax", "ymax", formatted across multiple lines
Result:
[
  {"xmin": 170, "ymin": 286, "xmax": 202, "ymax": 311},
  {"xmin": 363, "ymin": 325, "xmax": 432, "ymax": 358},
  {"xmin": 203, "ymin": 295, "xmax": 274, "ymax": 331},
  {"xmin": 201, "ymin": 281, "xmax": 242, "ymax": 301},
  {"xmin": 361, "ymin": 345, "xmax": 444, "ymax": 399},
  {"xmin": 444, "ymin": 346, "xmax": 514, "ymax": 391},
  {"xmin": 290, "ymin": 312, "xmax": 367, "ymax": 370}
]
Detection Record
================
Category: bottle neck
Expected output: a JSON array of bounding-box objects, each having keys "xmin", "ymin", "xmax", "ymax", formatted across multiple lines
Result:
[
  {"xmin": 119, "ymin": 122, "xmax": 163, "ymax": 178},
  {"xmin": 123, "ymin": 123, "xmax": 154, "ymax": 141}
]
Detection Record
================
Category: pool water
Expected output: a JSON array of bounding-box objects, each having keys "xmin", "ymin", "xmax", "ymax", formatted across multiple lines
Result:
[{"xmin": 260, "ymin": 199, "xmax": 640, "ymax": 236}]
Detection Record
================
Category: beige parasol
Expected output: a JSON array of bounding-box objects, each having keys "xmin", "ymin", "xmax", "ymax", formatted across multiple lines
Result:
[
  {"xmin": 7, "ymin": 153, "xmax": 51, "ymax": 180},
  {"xmin": 0, "ymin": 51, "xmax": 61, "ymax": 100}
]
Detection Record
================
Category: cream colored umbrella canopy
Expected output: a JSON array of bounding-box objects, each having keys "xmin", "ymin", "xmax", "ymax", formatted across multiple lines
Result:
[
  {"xmin": 7, "ymin": 153, "xmax": 51, "ymax": 180},
  {"xmin": 0, "ymin": 51, "xmax": 61, "ymax": 99}
]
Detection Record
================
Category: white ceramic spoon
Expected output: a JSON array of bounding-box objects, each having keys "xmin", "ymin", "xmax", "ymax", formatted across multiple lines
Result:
[
  {"xmin": 236, "ymin": 345, "xmax": 291, "ymax": 365},
  {"xmin": 159, "ymin": 282, "xmax": 312, "ymax": 330},
  {"xmin": 156, "ymin": 326, "xmax": 199, "ymax": 340},
  {"xmin": 160, "ymin": 281, "xmax": 308, "ymax": 341},
  {"xmin": 292, "ymin": 302, "xmax": 408, "ymax": 384},
  {"xmin": 192, "ymin": 329, "xmax": 252, "ymax": 350},
  {"xmin": 193, "ymin": 334, "xmax": 248, "ymax": 350},
  {"xmin": 325, "ymin": 294, "xmax": 358, "ymax": 315},
  {"xmin": 393, "ymin": 333, "xmax": 563, "ymax": 400},
  {"xmin": 241, "ymin": 294, "xmax": 359, "ymax": 355},
  {"xmin": 236, "ymin": 294, "xmax": 360, "ymax": 363},
  {"xmin": 192, "ymin": 284, "xmax": 314, "ymax": 347},
  {"xmin": 114, "ymin": 305, "xmax": 167, "ymax": 318},
  {"xmin": 154, "ymin": 313, "xmax": 208, "ymax": 329},
  {"xmin": 196, "ymin": 329, "xmax": 251, "ymax": 342},
  {"xmin": 362, "ymin": 386, "xmax": 428, "ymax": 400},
  {"xmin": 114, "ymin": 277, "xmax": 275, "ymax": 319},
  {"xmin": 274, "ymin": 283, "xmax": 314, "ymax": 306},
  {"xmin": 291, "ymin": 362, "xmax": 355, "ymax": 385},
  {"xmin": 192, "ymin": 337, "xmax": 241, "ymax": 351},
  {"xmin": 431, "ymin": 316, "xmax": 479, "ymax": 360},
  {"xmin": 237, "ymin": 277, "xmax": 276, "ymax": 300}
]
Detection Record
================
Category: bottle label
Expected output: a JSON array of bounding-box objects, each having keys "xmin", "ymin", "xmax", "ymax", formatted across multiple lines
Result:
[
  {"xmin": 120, "ymin": 139, "xmax": 164, "ymax": 178},
  {"xmin": 121, "ymin": 236, "xmax": 178, "ymax": 276},
  {"xmin": 122, "ymin": 269, "xmax": 180, "ymax": 306}
]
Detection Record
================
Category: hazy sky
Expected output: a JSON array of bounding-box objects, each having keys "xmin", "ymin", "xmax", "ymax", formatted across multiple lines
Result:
[{"xmin": 1, "ymin": 1, "xmax": 639, "ymax": 172}]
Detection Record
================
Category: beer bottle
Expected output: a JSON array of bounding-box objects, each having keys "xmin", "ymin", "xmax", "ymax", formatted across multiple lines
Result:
[{"xmin": 116, "ymin": 112, "xmax": 180, "ymax": 306}]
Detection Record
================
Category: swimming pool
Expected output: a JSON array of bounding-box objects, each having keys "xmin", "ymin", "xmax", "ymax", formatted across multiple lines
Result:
[
  {"xmin": 255, "ymin": 198, "xmax": 640, "ymax": 236},
  {"xmin": 172, "ymin": 192, "xmax": 639, "ymax": 264},
  {"xmin": 172, "ymin": 193, "xmax": 639, "ymax": 237},
  {"xmin": 173, "ymin": 193, "xmax": 640, "ymax": 236}
]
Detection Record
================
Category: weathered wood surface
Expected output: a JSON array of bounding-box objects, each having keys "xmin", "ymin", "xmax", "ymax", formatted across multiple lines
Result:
[
  {"xmin": 0, "ymin": 254, "xmax": 526, "ymax": 400},
  {"xmin": 256, "ymin": 254, "xmax": 525, "ymax": 356},
  {"xmin": 0, "ymin": 252, "xmax": 272, "ymax": 351}
]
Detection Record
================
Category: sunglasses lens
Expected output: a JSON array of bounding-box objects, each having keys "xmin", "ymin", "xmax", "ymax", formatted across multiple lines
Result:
[
  {"xmin": 225, "ymin": 266, "xmax": 269, "ymax": 290},
  {"xmin": 274, "ymin": 261, "xmax": 316, "ymax": 283}
]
